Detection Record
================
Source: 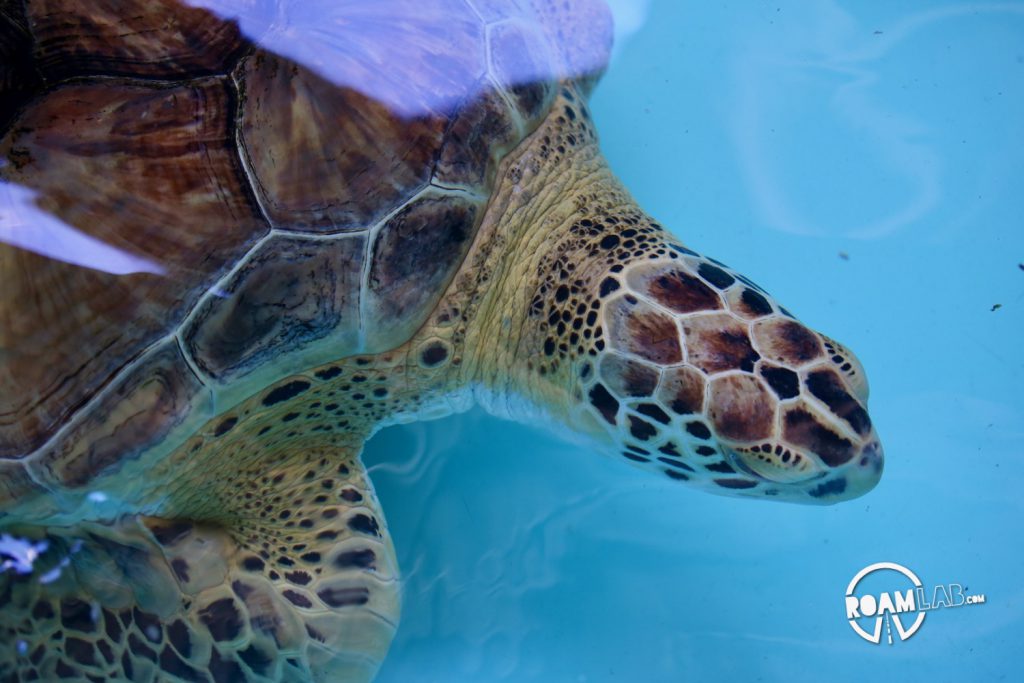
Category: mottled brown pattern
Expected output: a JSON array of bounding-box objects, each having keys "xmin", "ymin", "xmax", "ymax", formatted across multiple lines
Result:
[
  {"xmin": 36, "ymin": 343, "xmax": 211, "ymax": 489},
  {"xmin": 24, "ymin": 0, "xmax": 248, "ymax": 78},
  {"xmin": 725, "ymin": 286, "xmax": 773, "ymax": 320},
  {"xmin": 237, "ymin": 49, "xmax": 450, "ymax": 231},
  {"xmin": 782, "ymin": 403, "xmax": 856, "ymax": 467},
  {"xmin": 751, "ymin": 318, "xmax": 824, "ymax": 367},
  {"xmin": 184, "ymin": 233, "xmax": 365, "ymax": 383},
  {"xmin": 599, "ymin": 355, "xmax": 659, "ymax": 397},
  {"xmin": 605, "ymin": 296, "xmax": 683, "ymax": 365},
  {"xmin": 628, "ymin": 265, "xmax": 723, "ymax": 314},
  {"xmin": 365, "ymin": 194, "xmax": 479, "ymax": 351},
  {"xmin": 0, "ymin": 79, "xmax": 266, "ymax": 457},
  {"xmin": 708, "ymin": 374, "xmax": 774, "ymax": 441},
  {"xmin": 657, "ymin": 366, "xmax": 707, "ymax": 415},
  {"xmin": 682, "ymin": 313, "xmax": 760, "ymax": 374},
  {"xmin": 805, "ymin": 368, "xmax": 872, "ymax": 436}
]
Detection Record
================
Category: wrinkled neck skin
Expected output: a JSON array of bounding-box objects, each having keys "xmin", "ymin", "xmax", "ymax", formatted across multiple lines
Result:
[{"xmin": 423, "ymin": 89, "xmax": 618, "ymax": 433}]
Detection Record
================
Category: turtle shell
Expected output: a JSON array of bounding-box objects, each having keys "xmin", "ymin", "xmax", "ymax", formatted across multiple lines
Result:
[{"xmin": 0, "ymin": 0, "xmax": 612, "ymax": 501}]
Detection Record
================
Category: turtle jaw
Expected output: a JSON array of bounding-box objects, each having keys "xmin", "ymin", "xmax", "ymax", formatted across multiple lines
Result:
[{"xmin": 725, "ymin": 437, "xmax": 884, "ymax": 504}]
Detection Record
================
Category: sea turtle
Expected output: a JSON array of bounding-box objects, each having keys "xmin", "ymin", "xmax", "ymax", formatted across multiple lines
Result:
[{"xmin": 0, "ymin": 0, "xmax": 884, "ymax": 680}]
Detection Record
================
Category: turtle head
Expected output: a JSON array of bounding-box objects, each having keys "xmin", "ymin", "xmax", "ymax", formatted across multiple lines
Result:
[{"xmin": 562, "ymin": 244, "xmax": 883, "ymax": 505}]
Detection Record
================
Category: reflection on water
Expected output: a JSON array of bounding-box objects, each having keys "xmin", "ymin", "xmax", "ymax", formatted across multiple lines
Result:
[
  {"xmin": 185, "ymin": 0, "xmax": 610, "ymax": 118},
  {"xmin": 730, "ymin": 1, "xmax": 1024, "ymax": 239}
]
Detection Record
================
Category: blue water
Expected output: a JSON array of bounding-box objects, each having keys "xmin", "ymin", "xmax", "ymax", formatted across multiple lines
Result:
[{"xmin": 368, "ymin": 1, "xmax": 1024, "ymax": 680}]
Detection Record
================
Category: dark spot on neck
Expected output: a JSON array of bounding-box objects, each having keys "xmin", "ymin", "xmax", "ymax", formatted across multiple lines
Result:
[
  {"xmin": 421, "ymin": 342, "xmax": 449, "ymax": 367},
  {"xmin": 315, "ymin": 366, "xmax": 342, "ymax": 380},
  {"xmin": 213, "ymin": 416, "xmax": 237, "ymax": 437},
  {"xmin": 262, "ymin": 380, "xmax": 311, "ymax": 407}
]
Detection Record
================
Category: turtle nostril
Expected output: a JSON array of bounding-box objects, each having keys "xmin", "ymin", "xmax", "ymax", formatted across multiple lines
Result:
[
  {"xmin": 858, "ymin": 441, "xmax": 882, "ymax": 467},
  {"xmin": 854, "ymin": 441, "xmax": 884, "ymax": 484}
]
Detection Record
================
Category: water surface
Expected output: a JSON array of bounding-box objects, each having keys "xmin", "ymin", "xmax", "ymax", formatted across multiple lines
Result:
[{"xmin": 368, "ymin": 1, "xmax": 1024, "ymax": 680}]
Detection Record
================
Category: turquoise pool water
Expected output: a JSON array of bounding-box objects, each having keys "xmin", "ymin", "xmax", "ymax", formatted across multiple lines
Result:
[{"xmin": 368, "ymin": 1, "xmax": 1024, "ymax": 680}]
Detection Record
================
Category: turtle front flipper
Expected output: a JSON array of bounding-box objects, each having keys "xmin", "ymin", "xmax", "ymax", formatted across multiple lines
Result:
[{"xmin": 0, "ymin": 447, "xmax": 399, "ymax": 683}]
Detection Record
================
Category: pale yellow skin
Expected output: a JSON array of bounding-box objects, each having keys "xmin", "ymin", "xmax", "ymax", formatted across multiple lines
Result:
[{"xmin": 0, "ymin": 88, "xmax": 882, "ymax": 682}]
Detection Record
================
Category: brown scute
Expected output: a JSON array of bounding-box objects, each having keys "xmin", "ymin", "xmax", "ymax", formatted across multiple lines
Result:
[
  {"xmin": 783, "ymin": 405, "xmax": 856, "ymax": 467},
  {"xmin": 237, "ymin": 49, "xmax": 447, "ymax": 231},
  {"xmin": 435, "ymin": 83, "xmax": 518, "ymax": 187},
  {"xmin": 726, "ymin": 286, "xmax": 774, "ymax": 319},
  {"xmin": 708, "ymin": 375, "xmax": 775, "ymax": 442},
  {"xmin": 36, "ymin": 343, "xmax": 209, "ymax": 489},
  {"xmin": 184, "ymin": 234, "xmax": 364, "ymax": 381},
  {"xmin": 636, "ymin": 267, "xmax": 723, "ymax": 314},
  {"xmin": 605, "ymin": 296, "xmax": 682, "ymax": 364},
  {"xmin": 0, "ymin": 78, "xmax": 265, "ymax": 457},
  {"xmin": 657, "ymin": 366, "xmax": 706, "ymax": 415},
  {"xmin": 752, "ymin": 319, "xmax": 824, "ymax": 366},
  {"xmin": 599, "ymin": 355, "xmax": 659, "ymax": 397},
  {"xmin": 24, "ymin": 0, "xmax": 247, "ymax": 79},
  {"xmin": 805, "ymin": 369, "xmax": 872, "ymax": 436},
  {"xmin": 365, "ymin": 195, "xmax": 479, "ymax": 350},
  {"xmin": 682, "ymin": 313, "xmax": 760, "ymax": 374}
]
